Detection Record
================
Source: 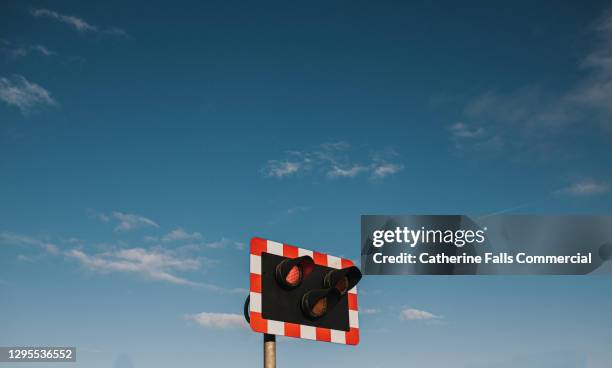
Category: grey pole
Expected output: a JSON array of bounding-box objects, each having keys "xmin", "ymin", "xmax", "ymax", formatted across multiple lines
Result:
[{"xmin": 263, "ymin": 334, "xmax": 276, "ymax": 368}]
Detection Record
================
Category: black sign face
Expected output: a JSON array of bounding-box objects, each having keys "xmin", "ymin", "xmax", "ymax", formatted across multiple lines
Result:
[{"xmin": 261, "ymin": 252, "xmax": 350, "ymax": 331}]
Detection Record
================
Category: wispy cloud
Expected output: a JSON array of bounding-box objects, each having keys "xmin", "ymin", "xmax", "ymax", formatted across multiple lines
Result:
[
  {"xmin": 165, "ymin": 228, "xmax": 202, "ymax": 242},
  {"xmin": 262, "ymin": 142, "xmax": 404, "ymax": 180},
  {"xmin": 400, "ymin": 308, "xmax": 443, "ymax": 321},
  {"xmin": 1, "ymin": 41, "xmax": 56, "ymax": 59},
  {"xmin": 0, "ymin": 231, "xmax": 59, "ymax": 254},
  {"xmin": 30, "ymin": 8, "xmax": 127, "ymax": 36},
  {"xmin": 573, "ymin": 9, "xmax": 612, "ymax": 116},
  {"xmin": 90, "ymin": 210, "xmax": 159, "ymax": 232},
  {"xmin": 449, "ymin": 122, "xmax": 484, "ymax": 139},
  {"xmin": 556, "ymin": 180, "xmax": 610, "ymax": 196},
  {"xmin": 65, "ymin": 245, "xmax": 245, "ymax": 293},
  {"xmin": 449, "ymin": 8, "xmax": 612, "ymax": 156},
  {"xmin": 3, "ymin": 220, "xmax": 244, "ymax": 293},
  {"xmin": 31, "ymin": 8, "xmax": 96, "ymax": 32},
  {"xmin": 327, "ymin": 164, "xmax": 368, "ymax": 178},
  {"xmin": 184, "ymin": 312, "xmax": 246, "ymax": 329},
  {"xmin": 146, "ymin": 228, "xmax": 203, "ymax": 243},
  {"xmin": 479, "ymin": 202, "xmax": 533, "ymax": 218},
  {"xmin": 361, "ymin": 308, "xmax": 381, "ymax": 315},
  {"xmin": 197, "ymin": 283, "xmax": 246, "ymax": 294},
  {"xmin": 202, "ymin": 238, "xmax": 244, "ymax": 250},
  {"xmin": 144, "ymin": 228, "xmax": 244, "ymax": 251},
  {"xmin": 30, "ymin": 45, "xmax": 55, "ymax": 56},
  {"xmin": 264, "ymin": 161, "xmax": 302, "ymax": 178},
  {"xmin": 0, "ymin": 75, "xmax": 56, "ymax": 114},
  {"xmin": 371, "ymin": 162, "xmax": 404, "ymax": 179},
  {"xmin": 66, "ymin": 247, "xmax": 201, "ymax": 286},
  {"xmin": 112, "ymin": 212, "xmax": 159, "ymax": 231},
  {"xmin": 286, "ymin": 206, "xmax": 309, "ymax": 215}
]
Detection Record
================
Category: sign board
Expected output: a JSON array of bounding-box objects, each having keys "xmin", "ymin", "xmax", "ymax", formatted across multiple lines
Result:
[{"xmin": 248, "ymin": 237, "xmax": 360, "ymax": 345}]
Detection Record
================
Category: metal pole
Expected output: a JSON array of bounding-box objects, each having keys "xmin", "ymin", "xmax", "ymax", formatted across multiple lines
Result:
[{"xmin": 263, "ymin": 333, "xmax": 276, "ymax": 368}]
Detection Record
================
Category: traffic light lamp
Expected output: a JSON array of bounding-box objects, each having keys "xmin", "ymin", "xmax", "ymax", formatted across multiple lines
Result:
[
  {"xmin": 275, "ymin": 256, "xmax": 315, "ymax": 289},
  {"xmin": 248, "ymin": 237, "xmax": 362, "ymax": 345},
  {"xmin": 324, "ymin": 266, "xmax": 362, "ymax": 295},
  {"xmin": 301, "ymin": 266, "xmax": 362, "ymax": 319},
  {"xmin": 301, "ymin": 288, "xmax": 339, "ymax": 318}
]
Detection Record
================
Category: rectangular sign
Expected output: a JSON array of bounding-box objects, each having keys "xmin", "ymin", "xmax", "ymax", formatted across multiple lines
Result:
[{"xmin": 249, "ymin": 237, "xmax": 360, "ymax": 345}]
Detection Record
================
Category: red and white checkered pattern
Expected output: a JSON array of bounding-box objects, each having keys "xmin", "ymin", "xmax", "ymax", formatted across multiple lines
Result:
[{"xmin": 249, "ymin": 237, "xmax": 359, "ymax": 345}]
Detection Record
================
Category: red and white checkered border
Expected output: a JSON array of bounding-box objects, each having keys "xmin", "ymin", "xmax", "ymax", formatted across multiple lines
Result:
[{"xmin": 249, "ymin": 237, "xmax": 359, "ymax": 345}]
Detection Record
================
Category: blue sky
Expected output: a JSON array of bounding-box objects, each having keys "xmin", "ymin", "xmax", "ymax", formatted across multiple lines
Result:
[{"xmin": 1, "ymin": 1, "xmax": 612, "ymax": 367}]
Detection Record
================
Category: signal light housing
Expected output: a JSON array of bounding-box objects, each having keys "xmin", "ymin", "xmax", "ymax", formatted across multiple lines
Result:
[
  {"xmin": 275, "ymin": 255, "xmax": 315, "ymax": 289},
  {"xmin": 301, "ymin": 288, "xmax": 342, "ymax": 319},
  {"xmin": 324, "ymin": 266, "xmax": 362, "ymax": 295}
]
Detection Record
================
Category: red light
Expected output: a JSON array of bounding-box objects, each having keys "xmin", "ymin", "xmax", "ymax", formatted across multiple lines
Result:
[
  {"xmin": 301, "ymin": 289, "xmax": 335, "ymax": 319},
  {"xmin": 311, "ymin": 297, "xmax": 327, "ymax": 317},
  {"xmin": 285, "ymin": 265, "xmax": 302, "ymax": 286}
]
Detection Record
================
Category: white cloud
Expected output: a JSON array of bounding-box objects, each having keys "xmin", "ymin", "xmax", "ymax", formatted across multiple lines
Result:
[
  {"xmin": 556, "ymin": 180, "xmax": 610, "ymax": 196},
  {"xmin": 66, "ymin": 247, "xmax": 200, "ymax": 286},
  {"xmin": 61, "ymin": 237, "xmax": 81, "ymax": 244},
  {"xmin": 0, "ymin": 75, "xmax": 56, "ymax": 114},
  {"xmin": 91, "ymin": 211, "xmax": 158, "ymax": 232},
  {"xmin": 449, "ymin": 8, "xmax": 612, "ymax": 156},
  {"xmin": 113, "ymin": 211, "xmax": 158, "ymax": 231},
  {"xmin": 371, "ymin": 163, "xmax": 404, "ymax": 178},
  {"xmin": 31, "ymin": 8, "xmax": 97, "ymax": 32},
  {"xmin": 184, "ymin": 312, "xmax": 246, "ymax": 329},
  {"xmin": 7, "ymin": 47, "xmax": 27, "ymax": 58},
  {"xmin": 161, "ymin": 228, "xmax": 203, "ymax": 242},
  {"xmin": 146, "ymin": 230, "xmax": 245, "ymax": 251},
  {"xmin": 2, "ymin": 222, "xmax": 244, "ymax": 293},
  {"xmin": 263, "ymin": 160, "xmax": 301, "ymax": 177},
  {"xmin": 197, "ymin": 283, "xmax": 246, "ymax": 294},
  {"xmin": 571, "ymin": 9, "xmax": 612, "ymax": 115},
  {"xmin": 203, "ymin": 238, "xmax": 244, "ymax": 250},
  {"xmin": 30, "ymin": 8, "xmax": 126, "ymax": 36},
  {"xmin": 286, "ymin": 206, "xmax": 309, "ymax": 215},
  {"xmin": 66, "ymin": 246, "xmax": 245, "ymax": 293},
  {"xmin": 449, "ymin": 122, "xmax": 484, "ymax": 139},
  {"xmin": 0, "ymin": 232, "xmax": 59, "ymax": 254},
  {"xmin": 400, "ymin": 308, "xmax": 442, "ymax": 321},
  {"xmin": 103, "ymin": 27, "xmax": 128, "ymax": 37},
  {"xmin": 361, "ymin": 308, "xmax": 380, "ymax": 315},
  {"xmin": 327, "ymin": 164, "xmax": 368, "ymax": 178},
  {"xmin": 30, "ymin": 45, "xmax": 55, "ymax": 56},
  {"xmin": 263, "ymin": 142, "xmax": 403, "ymax": 180},
  {"xmin": 1, "ymin": 42, "xmax": 56, "ymax": 58}
]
